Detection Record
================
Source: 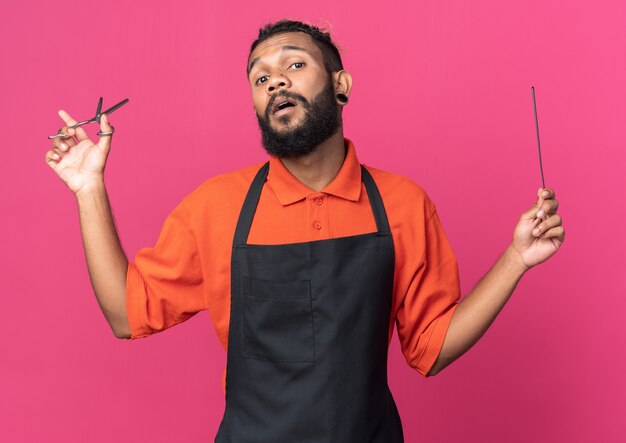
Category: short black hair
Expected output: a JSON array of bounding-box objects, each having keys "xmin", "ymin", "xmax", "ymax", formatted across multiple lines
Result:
[{"xmin": 248, "ymin": 19, "xmax": 344, "ymax": 76}]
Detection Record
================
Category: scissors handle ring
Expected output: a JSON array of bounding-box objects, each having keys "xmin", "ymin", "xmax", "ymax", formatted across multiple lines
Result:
[
  {"xmin": 48, "ymin": 130, "xmax": 72, "ymax": 140},
  {"xmin": 97, "ymin": 125, "xmax": 115, "ymax": 137}
]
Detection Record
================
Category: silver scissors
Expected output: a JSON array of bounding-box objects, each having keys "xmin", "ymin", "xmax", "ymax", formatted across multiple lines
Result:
[{"xmin": 48, "ymin": 97, "xmax": 129, "ymax": 139}]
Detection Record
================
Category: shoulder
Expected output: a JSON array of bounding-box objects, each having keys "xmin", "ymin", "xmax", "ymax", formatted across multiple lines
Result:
[
  {"xmin": 362, "ymin": 163, "xmax": 436, "ymax": 221},
  {"xmin": 179, "ymin": 161, "xmax": 267, "ymax": 215}
]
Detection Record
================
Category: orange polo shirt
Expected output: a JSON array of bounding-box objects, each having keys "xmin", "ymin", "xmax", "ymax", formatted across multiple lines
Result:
[{"xmin": 126, "ymin": 138, "xmax": 461, "ymax": 394}]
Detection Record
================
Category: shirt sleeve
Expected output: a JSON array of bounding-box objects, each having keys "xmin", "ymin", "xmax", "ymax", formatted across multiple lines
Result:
[
  {"xmin": 125, "ymin": 200, "xmax": 207, "ymax": 339},
  {"xmin": 395, "ymin": 206, "xmax": 461, "ymax": 376}
]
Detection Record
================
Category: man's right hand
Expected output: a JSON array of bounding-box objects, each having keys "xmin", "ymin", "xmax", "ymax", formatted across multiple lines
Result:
[
  {"xmin": 45, "ymin": 109, "xmax": 131, "ymax": 339},
  {"xmin": 45, "ymin": 110, "xmax": 114, "ymax": 196}
]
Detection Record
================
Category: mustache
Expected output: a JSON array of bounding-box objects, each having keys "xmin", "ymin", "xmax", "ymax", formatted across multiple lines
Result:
[{"xmin": 265, "ymin": 91, "xmax": 310, "ymax": 119}]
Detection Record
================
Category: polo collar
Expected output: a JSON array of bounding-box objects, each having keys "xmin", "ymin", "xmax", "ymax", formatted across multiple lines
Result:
[{"xmin": 267, "ymin": 138, "xmax": 362, "ymax": 206}]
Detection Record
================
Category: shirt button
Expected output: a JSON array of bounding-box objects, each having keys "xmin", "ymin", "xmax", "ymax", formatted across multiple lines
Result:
[
  {"xmin": 315, "ymin": 198, "xmax": 324, "ymax": 206},
  {"xmin": 313, "ymin": 222, "xmax": 322, "ymax": 230}
]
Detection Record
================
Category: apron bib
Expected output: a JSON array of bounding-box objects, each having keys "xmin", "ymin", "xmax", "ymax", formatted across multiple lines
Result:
[{"xmin": 215, "ymin": 161, "xmax": 403, "ymax": 442}]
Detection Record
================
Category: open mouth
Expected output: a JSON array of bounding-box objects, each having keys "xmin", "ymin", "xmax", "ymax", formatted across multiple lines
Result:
[{"xmin": 273, "ymin": 99, "xmax": 297, "ymax": 115}]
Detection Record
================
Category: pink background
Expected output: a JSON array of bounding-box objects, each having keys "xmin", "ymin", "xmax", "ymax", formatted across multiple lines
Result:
[{"xmin": 1, "ymin": 0, "xmax": 624, "ymax": 441}]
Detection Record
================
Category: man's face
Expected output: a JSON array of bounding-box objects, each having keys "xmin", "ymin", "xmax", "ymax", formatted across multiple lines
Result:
[{"xmin": 247, "ymin": 32, "xmax": 341, "ymax": 158}]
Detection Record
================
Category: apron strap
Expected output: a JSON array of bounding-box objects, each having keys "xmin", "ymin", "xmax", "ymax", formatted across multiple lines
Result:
[
  {"xmin": 233, "ymin": 161, "xmax": 270, "ymax": 246},
  {"xmin": 233, "ymin": 161, "xmax": 391, "ymax": 246},
  {"xmin": 360, "ymin": 165, "xmax": 391, "ymax": 234}
]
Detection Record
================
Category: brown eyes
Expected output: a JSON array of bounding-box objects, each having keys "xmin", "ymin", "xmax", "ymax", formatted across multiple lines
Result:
[{"xmin": 255, "ymin": 62, "xmax": 305, "ymax": 85}]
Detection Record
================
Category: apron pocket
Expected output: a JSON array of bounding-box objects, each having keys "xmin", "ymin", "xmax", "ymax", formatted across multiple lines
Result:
[{"xmin": 243, "ymin": 277, "xmax": 315, "ymax": 362}]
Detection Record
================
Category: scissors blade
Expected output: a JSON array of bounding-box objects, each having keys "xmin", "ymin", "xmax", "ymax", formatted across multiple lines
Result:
[
  {"xmin": 102, "ymin": 98, "xmax": 130, "ymax": 116},
  {"xmin": 95, "ymin": 97, "xmax": 103, "ymax": 123}
]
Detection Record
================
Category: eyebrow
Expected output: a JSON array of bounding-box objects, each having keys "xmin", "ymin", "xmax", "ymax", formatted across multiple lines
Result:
[{"xmin": 247, "ymin": 45, "xmax": 311, "ymax": 76}]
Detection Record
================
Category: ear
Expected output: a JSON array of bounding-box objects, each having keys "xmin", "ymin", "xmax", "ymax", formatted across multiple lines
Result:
[{"xmin": 332, "ymin": 70, "xmax": 353, "ymax": 103}]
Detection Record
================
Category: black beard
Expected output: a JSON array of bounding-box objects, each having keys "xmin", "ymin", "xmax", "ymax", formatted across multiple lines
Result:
[{"xmin": 256, "ymin": 79, "xmax": 340, "ymax": 158}]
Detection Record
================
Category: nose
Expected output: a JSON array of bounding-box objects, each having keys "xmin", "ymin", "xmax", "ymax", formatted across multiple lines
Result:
[{"xmin": 265, "ymin": 73, "xmax": 291, "ymax": 94}]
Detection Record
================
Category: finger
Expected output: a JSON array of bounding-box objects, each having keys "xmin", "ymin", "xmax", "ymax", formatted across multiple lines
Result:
[
  {"xmin": 62, "ymin": 127, "xmax": 78, "ymax": 147},
  {"xmin": 541, "ymin": 187, "xmax": 554, "ymax": 199},
  {"xmin": 538, "ymin": 226, "xmax": 565, "ymax": 241},
  {"xmin": 52, "ymin": 140, "xmax": 72, "ymax": 153},
  {"xmin": 97, "ymin": 113, "xmax": 113, "ymax": 152},
  {"xmin": 58, "ymin": 126, "xmax": 78, "ymax": 143},
  {"xmin": 51, "ymin": 146, "xmax": 68, "ymax": 162},
  {"xmin": 534, "ymin": 187, "xmax": 545, "ymax": 210},
  {"xmin": 531, "ymin": 214, "xmax": 562, "ymax": 237},
  {"xmin": 536, "ymin": 198, "xmax": 559, "ymax": 219},
  {"xmin": 45, "ymin": 149, "xmax": 61, "ymax": 168},
  {"xmin": 51, "ymin": 127, "xmax": 77, "ymax": 149},
  {"xmin": 58, "ymin": 109, "xmax": 89, "ymax": 141},
  {"xmin": 523, "ymin": 187, "xmax": 554, "ymax": 221},
  {"xmin": 521, "ymin": 189, "xmax": 545, "ymax": 220}
]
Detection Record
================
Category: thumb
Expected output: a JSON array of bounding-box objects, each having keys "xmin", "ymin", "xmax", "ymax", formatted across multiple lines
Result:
[
  {"xmin": 535, "ymin": 186, "xmax": 545, "ymax": 208},
  {"xmin": 97, "ymin": 113, "xmax": 113, "ymax": 151},
  {"xmin": 521, "ymin": 187, "xmax": 545, "ymax": 220}
]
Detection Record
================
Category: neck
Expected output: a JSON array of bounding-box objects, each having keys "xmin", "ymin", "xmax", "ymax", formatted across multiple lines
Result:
[{"xmin": 278, "ymin": 129, "xmax": 346, "ymax": 192}]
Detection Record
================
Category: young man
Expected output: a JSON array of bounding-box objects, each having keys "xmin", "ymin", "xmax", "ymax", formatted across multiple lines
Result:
[{"xmin": 45, "ymin": 19, "xmax": 565, "ymax": 443}]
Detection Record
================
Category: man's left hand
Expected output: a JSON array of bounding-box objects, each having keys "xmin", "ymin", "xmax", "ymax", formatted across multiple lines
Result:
[{"xmin": 510, "ymin": 187, "xmax": 565, "ymax": 271}]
